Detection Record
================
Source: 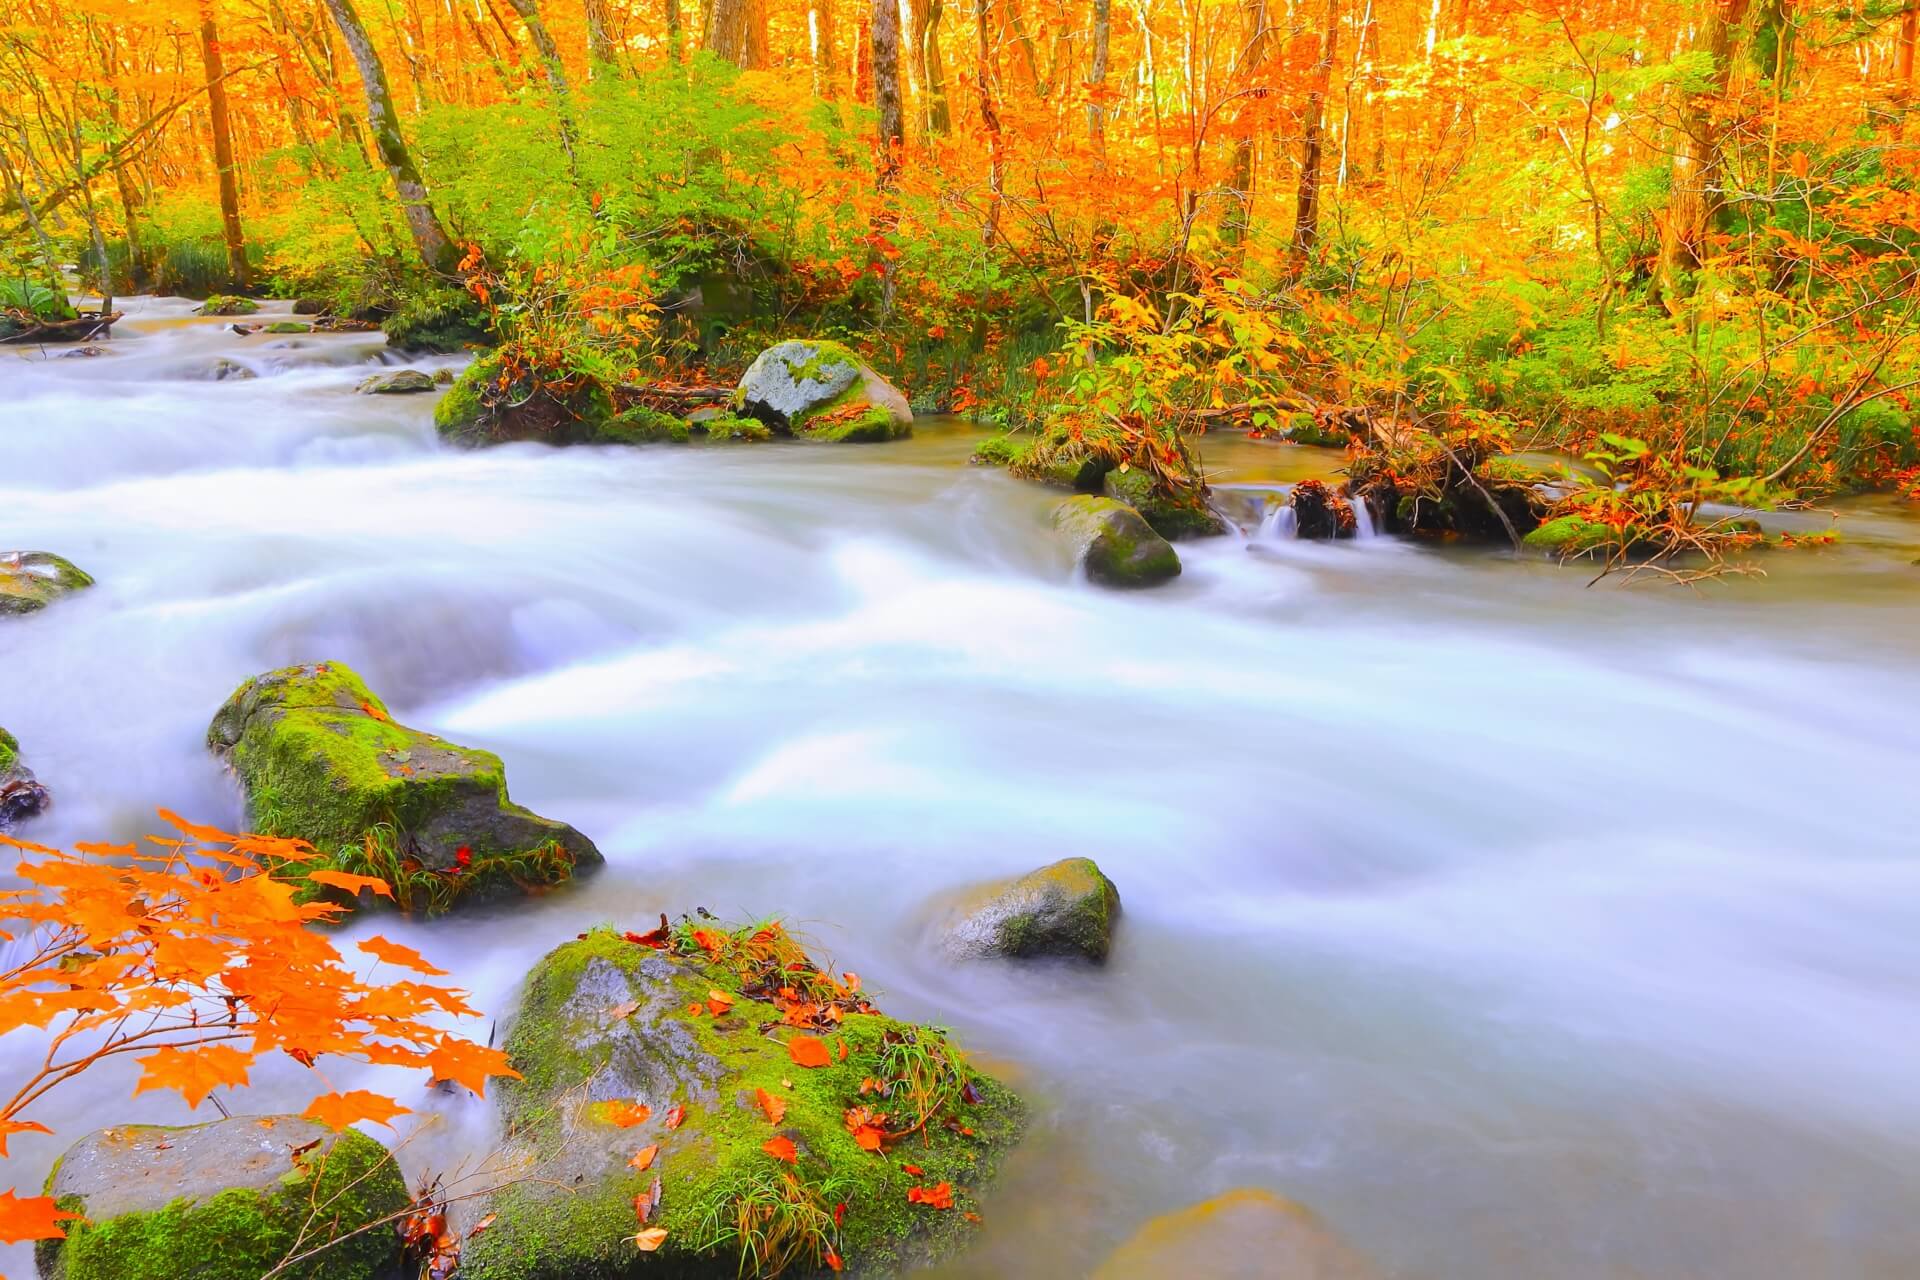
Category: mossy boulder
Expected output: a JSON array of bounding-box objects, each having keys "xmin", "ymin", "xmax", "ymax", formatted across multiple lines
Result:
[
  {"xmin": 459, "ymin": 926, "xmax": 1024, "ymax": 1280},
  {"xmin": 206, "ymin": 661, "xmax": 601, "ymax": 914},
  {"xmin": 1284, "ymin": 412, "xmax": 1353, "ymax": 450},
  {"xmin": 696, "ymin": 412, "xmax": 773, "ymax": 442},
  {"xmin": 733, "ymin": 340, "xmax": 913, "ymax": 442},
  {"xmin": 936, "ymin": 857, "xmax": 1122, "ymax": 963},
  {"xmin": 196, "ymin": 294, "xmax": 258, "ymax": 317},
  {"xmin": 1522, "ymin": 513, "xmax": 1616, "ymax": 555},
  {"xmin": 357, "ymin": 369, "xmax": 437, "ymax": 395},
  {"xmin": 35, "ymin": 1116, "xmax": 408, "ymax": 1280},
  {"xmin": 1091, "ymin": 1188, "xmax": 1377, "ymax": 1280},
  {"xmin": 264, "ymin": 321, "xmax": 312, "ymax": 335},
  {"xmin": 599, "ymin": 405, "xmax": 691, "ymax": 445},
  {"xmin": 383, "ymin": 288, "xmax": 490, "ymax": 354},
  {"xmin": 1053, "ymin": 497, "xmax": 1181, "ymax": 589},
  {"xmin": 1, "ymin": 552, "xmax": 95, "ymax": 617},
  {"xmin": 0, "ymin": 726, "xmax": 49, "ymax": 832},
  {"xmin": 969, "ymin": 433, "xmax": 1033, "ymax": 468},
  {"xmin": 1101, "ymin": 467, "xmax": 1228, "ymax": 540},
  {"xmin": 435, "ymin": 354, "xmax": 616, "ymax": 448}
]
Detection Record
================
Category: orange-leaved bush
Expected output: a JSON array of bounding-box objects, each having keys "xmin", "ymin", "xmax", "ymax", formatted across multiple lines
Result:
[{"xmin": 0, "ymin": 811, "xmax": 516, "ymax": 1247}]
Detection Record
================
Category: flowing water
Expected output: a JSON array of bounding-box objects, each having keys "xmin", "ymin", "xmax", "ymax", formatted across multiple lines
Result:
[{"xmin": 5, "ymin": 297, "xmax": 1920, "ymax": 1278}]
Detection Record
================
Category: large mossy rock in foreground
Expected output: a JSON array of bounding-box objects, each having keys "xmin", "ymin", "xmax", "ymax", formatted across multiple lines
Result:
[
  {"xmin": 734, "ymin": 340, "xmax": 913, "ymax": 442},
  {"xmin": 2, "ymin": 552, "xmax": 94, "ymax": 616},
  {"xmin": 1090, "ymin": 1188, "xmax": 1377, "ymax": 1280},
  {"xmin": 207, "ymin": 662, "xmax": 601, "ymax": 914},
  {"xmin": 937, "ymin": 857, "xmax": 1122, "ymax": 963},
  {"xmin": 36, "ymin": 1116, "xmax": 408, "ymax": 1280},
  {"xmin": 1053, "ymin": 496, "xmax": 1181, "ymax": 589},
  {"xmin": 435, "ymin": 354, "xmax": 616, "ymax": 447},
  {"xmin": 461, "ymin": 925, "xmax": 1023, "ymax": 1280}
]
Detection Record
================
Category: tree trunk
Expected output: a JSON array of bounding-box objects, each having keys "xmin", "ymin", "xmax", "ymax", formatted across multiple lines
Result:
[
  {"xmin": 321, "ymin": 0, "xmax": 460, "ymax": 275},
  {"xmin": 1655, "ymin": 0, "xmax": 1750, "ymax": 306},
  {"xmin": 872, "ymin": 0, "xmax": 906, "ymax": 184},
  {"xmin": 708, "ymin": 0, "xmax": 750, "ymax": 64},
  {"xmin": 197, "ymin": 0, "xmax": 250, "ymax": 290},
  {"xmin": 1222, "ymin": 0, "xmax": 1270, "ymax": 252},
  {"xmin": 810, "ymin": 0, "xmax": 837, "ymax": 96},
  {"xmin": 975, "ymin": 0, "xmax": 1004, "ymax": 243},
  {"xmin": 1289, "ymin": 0, "xmax": 1339, "ymax": 266},
  {"xmin": 906, "ymin": 0, "xmax": 951, "ymax": 134},
  {"xmin": 1085, "ymin": 0, "xmax": 1110, "ymax": 163},
  {"xmin": 666, "ymin": 0, "xmax": 684, "ymax": 62},
  {"xmin": 504, "ymin": 0, "xmax": 577, "ymax": 162},
  {"xmin": 583, "ymin": 0, "xmax": 620, "ymax": 68}
]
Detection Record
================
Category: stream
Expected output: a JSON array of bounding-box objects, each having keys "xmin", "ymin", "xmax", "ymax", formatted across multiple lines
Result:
[{"xmin": 5, "ymin": 297, "xmax": 1920, "ymax": 1278}]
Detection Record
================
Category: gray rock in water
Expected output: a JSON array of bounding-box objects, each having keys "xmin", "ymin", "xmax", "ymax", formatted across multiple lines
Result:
[
  {"xmin": 207, "ymin": 358, "xmax": 256, "ymax": 381},
  {"xmin": 1091, "ymin": 1188, "xmax": 1378, "ymax": 1280},
  {"xmin": 1102, "ymin": 467, "xmax": 1229, "ymax": 540},
  {"xmin": 357, "ymin": 369, "xmax": 437, "ymax": 395},
  {"xmin": 733, "ymin": 339, "xmax": 913, "ymax": 441},
  {"xmin": 937, "ymin": 857, "xmax": 1122, "ymax": 963},
  {"xmin": 1052, "ymin": 496, "xmax": 1181, "ymax": 589},
  {"xmin": 37, "ymin": 1115, "xmax": 408, "ymax": 1280},
  {"xmin": 1, "ymin": 551, "xmax": 94, "ymax": 616},
  {"xmin": 206, "ymin": 661, "xmax": 602, "ymax": 914}
]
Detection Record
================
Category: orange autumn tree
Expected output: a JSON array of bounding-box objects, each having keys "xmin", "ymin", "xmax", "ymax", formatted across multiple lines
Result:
[{"xmin": 0, "ymin": 811, "xmax": 516, "ymax": 1249}]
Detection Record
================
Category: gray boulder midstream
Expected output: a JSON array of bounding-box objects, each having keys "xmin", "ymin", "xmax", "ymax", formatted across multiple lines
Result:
[
  {"xmin": 733, "ymin": 339, "xmax": 912, "ymax": 440},
  {"xmin": 936, "ymin": 857, "xmax": 1122, "ymax": 963},
  {"xmin": 357, "ymin": 369, "xmax": 437, "ymax": 395},
  {"xmin": 1052, "ymin": 497, "xmax": 1181, "ymax": 589}
]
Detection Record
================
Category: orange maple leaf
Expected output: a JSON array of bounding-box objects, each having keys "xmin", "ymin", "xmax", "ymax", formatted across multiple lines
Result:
[
  {"xmin": 787, "ymin": 1036, "xmax": 831, "ymax": 1068},
  {"xmin": 0, "ymin": 1188, "xmax": 84, "ymax": 1244},
  {"xmin": 132, "ymin": 1044, "xmax": 252, "ymax": 1108},
  {"xmin": 303, "ymin": 1090, "xmax": 412, "ymax": 1131},
  {"xmin": 906, "ymin": 1181, "xmax": 954, "ymax": 1210},
  {"xmin": 357, "ymin": 935, "xmax": 450, "ymax": 976},
  {"xmin": 306, "ymin": 870, "xmax": 395, "ymax": 900},
  {"xmin": 762, "ymin": 1135, "xmax": 798, "ymax": 1164},
  {"xmin": 755, "ymin": 1087, "xmax": 787, "ymax": 1125},
  {"xmin": 628, "ymin": 1144, "xmax": 659, "ymax": 1172},
  {"xmin": 607, "ymin": 1102, "xmax": 653, "ymax": 1128},
  {"xmin": 0, "ymin": 1120, "xmax": 52, "ymax": 1158}
]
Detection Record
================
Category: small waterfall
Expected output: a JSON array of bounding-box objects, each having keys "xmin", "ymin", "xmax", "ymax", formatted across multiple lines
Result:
[
  {"xmin": 1351, "ymin": 492, "xmax": 1377, "ymax": 539},
  {"xmin": 1258, "ymin": 500, "xmax": 1297, "ymax": 541}
]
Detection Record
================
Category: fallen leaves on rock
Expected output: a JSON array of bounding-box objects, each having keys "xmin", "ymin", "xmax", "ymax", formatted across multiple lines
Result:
[{"xmin": 762, "ymin": 1134, "xmax": 799, "ymax": 1164}]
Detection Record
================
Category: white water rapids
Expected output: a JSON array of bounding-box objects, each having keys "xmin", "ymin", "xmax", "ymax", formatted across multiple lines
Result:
[{"xmin": 4, "ymin": 297, "xmax": 1920, "ymax": 1277}]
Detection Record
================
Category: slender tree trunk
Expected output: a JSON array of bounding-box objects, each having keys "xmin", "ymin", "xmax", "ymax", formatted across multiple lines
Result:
[
  {"xmin": 504, "ymin": 0, "xmax": 577, "ymax": 163},
  {"xmin": 666, "ymin": 0, "xmax": 684, "ymax": 62},
  {"xmin": 1656, "ymin": 0, "xmax": 1751, "ymax": 307},
  {"xmin": 854, "ymin": 17, "xmax": 874, "ymax": 100},
  {"xmin": 708, "ymin": 0, "xmax": 750, "ymax": 64},
  {"xmin": 197, "ymin": 0, "xmax": 250, "ymax": 289},
  {"xmin": 810, "ymin": 0, "xmax": 837, "ymax": 95},
  {"xmin": 1086, "ymin": 0, "xmax": 1110, "ymax": 163},
  {"xmin": 1222, "ymin": 0, "xmax": 1269, "ymax": 252},
  {"xmin": 1898, "ymin": 5, "xmax": 1918, "ymax": 136},
  {"xmin": 975, "ymin": 0, "xmax": 1004, "ymax": 243},
  {"xmin": 1289, "ymin": 0, "xmax": 1339, "ymax": 267},
  {"xmin": 906, "ymin": 0, "xmax": 951, "ymax": 135},
  {"xmin": 872, "ymin": 0, "xmax": 906, "ymax": 183},
  {"xmin": 321, "ymin": 0, "xmax": 460, "ymax": 274},
  {"xmin": 745, "ymin": 0, "xmax": 771, "ymax": 67}
]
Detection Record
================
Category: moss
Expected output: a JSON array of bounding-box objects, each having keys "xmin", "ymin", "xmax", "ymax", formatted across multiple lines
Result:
[
  {"xmin": 434, "ymin": 355, "xmax": 615, "ymax": 448},
  {"xmin": 777, "ymin": 340, "xmax": 862, "ymax": 387},
  {"xmin": 43, "ymin": 1129, "xmax": 404, "ymax": 1280},
  {"xmin": 970, "ymin": 433, "xmax": 1033, "ymax": 468},
  {"xmin": 197, "ymin": 294, "xmax": 258, "ymax": 316},
  {"xmin": 1053, "ymin": 496, "xmax": 1181, "ymax": 588},
  {"xmin": 1101, "ymin": 468, "xmax": 1225, "ymax": 540},
  {"xmin": 0, "ymin": 726, "xmax": 16, "ymax": 777},
  {"xmin": 384, "ymin": 286, "xmax": 490, "ymax": 354},
  {"xmin": 791, "ymin": 382, "xmax": 911, "ymax": 443},
  {"xmin": 468, "ymin": 929, "xmax": 1024, "ymax": 1280},
  {"xmin": 697, "ymin": 413, "xmax": 773, "ymax": 442},
  {"xmin": 598, "ymin": 405, "xmax": 690, "ymax": 445},
  {"xmin": 264, "ymin": 321, "xmax": 312, "ymax": 334},
  {"xmin": 0, "ymin": 552, "xmax": 96, "ymax": 617},
  {"xmin": 1284, "ymin": 413, "xmax": 1351, "ymax": 449},
  {"xmin": 433, "ymin": 358, "xmax": 492, "ymax": 442},
  {"xmin": 1523, "ymin": 513, "xmax": 1615, "ymax": 555}
]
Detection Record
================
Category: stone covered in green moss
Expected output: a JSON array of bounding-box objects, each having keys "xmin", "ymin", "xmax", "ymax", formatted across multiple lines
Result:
[
  {"xmin": 460, "ymin": 928, "xmax": 1024, "ymax": 1280},
  {"xmin": 1053, "ymin": 497, "xmax": 1181, "ymax": 589},
  {"xmin": 434, "ymin": 354, "xmax": 616, "ymax": 448},
  {"xmin": 1283, "ymin": 412, "xmax": 1352, "ymax": 449},
  {"xmin": 206, "ymin": 661, "xmax": 601, "ymax": 914},
  {"xmin": 599, "ymin": 405, "xmax": 691, "ymax": 444},
  {"xmin": 264, "ymin": 321, "xmax": 312, "ymax": 334},
  {"xmin": 969, "ymin": 433, "xmax": 1032, "ymax": 468},
  {"xmin": 1101, "ymin": 468, "xmax": 1228, "ymax": 540},
  {"xmin": 0, "ymin": 724, "xmax": 48, "ymax": 832},
  {"xmin": 697, "ymin": 413, "xmax": 773, "ymax": 442},
  {"xmin": 36, "ymin": 1116, "xmax": 407, "ymax": 1280},
  {"xmin": 357, "ymin": 370, "xmax": 438, "ymax": 395},
  {"xmin": 1523, "ymin": 514, "xmax": 1615, "ymax": 555},
  {"xmin": 938, "ymin": 857, "xmax": 1122, "ymax": 963},
  {"xmin": 733, "ymin": 339, "xmax": 914, "ymax": 443},
  {"xmin": 0, "ymin": 726, "xmax": 16, "ymax": 778},
  {"xmin": 1, "ymin": 552, "xmax": 95, "ymax": 617},
  {"xmin": 196, "ymin": 295, "xmax": 258, "ymax": 317}
]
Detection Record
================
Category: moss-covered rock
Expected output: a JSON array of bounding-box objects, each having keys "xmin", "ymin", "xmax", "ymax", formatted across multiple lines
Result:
[
  {"xmin": 1522, "ymin": 513, "xmax": 1615, "ymax": 555},
  {"xmin": 1, "ymin": 552, "xmax": 95, "ymax": 617},
  {"xmin": 733, "ymin": 339, "xmax": 913, "ymax": 442},
  {"xmin": 35, "ymin": 1116, "xmax": 408, "ymax": 1280},
  {"xmin": 936, "ymin": 858, "xmax": 1122, "ymax": 963},
  {"xmin": 599, "ymin": 405, "xmax": 691, "ymax": 444},
  {"xmin": 434, "ymin": 354, "xmax": 617, "ymax": 448},
  {"xmin": 1053, "ymin": 497, "xmax": 1181, "ymax": 589},
  {"xmin": 357, "ymin": 369, "xmax": 438, "ymax": 395},
  {"xmin": 383, "ymin": 287, "xmax": 490, "ymax": 354},
  {"xmin": 460, "ymin": 925, "xmax": 1024, "ymax": 1280},
  {"xmin": 206, "ymin": 661, "xmax": 601, "ymax": 914},
  {"xmin": 1283, "ymin": 412, "xmax": 1353, "ymax": 450},
  {"xmin": 196, "ymin": 294, "xmax": 258, "ymax": 317},
  {"xmin": 0, "ymin": 725, "xmax": 48, "ymax": 832},
  {"xmin": 969, "ymin": 433, "xmax": 1033, "ymax": 468},
  {"xmin": 1091, "ymin": 1188, "xmax": 1377, "ymax": 1280},
  {"xmin": 264, "ymin": 321, "xmax": 312, "ymax": 335},
  {"xmin": 1101, "ymin": 468, "xmax": 1228, "ymax": 540},
  {"xmin": 696, "ymin": 413, "xmax": 773, "ymax": 442}
]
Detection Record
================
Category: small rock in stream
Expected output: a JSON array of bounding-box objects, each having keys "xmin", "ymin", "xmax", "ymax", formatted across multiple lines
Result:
[{"xmin": 934, "ymin": 856, "xmax": 1122, "ymax": 963}]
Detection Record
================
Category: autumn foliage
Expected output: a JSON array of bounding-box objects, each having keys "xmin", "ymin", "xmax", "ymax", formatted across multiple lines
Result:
[{"xmin": 0, "ymin": 812, "xmax": 514, "ymax": 1249}]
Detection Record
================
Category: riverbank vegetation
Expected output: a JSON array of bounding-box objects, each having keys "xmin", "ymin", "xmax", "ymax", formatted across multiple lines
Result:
[{"xmin": 5, "ymin": 0, "xmax": 1920, "ymax": 544}]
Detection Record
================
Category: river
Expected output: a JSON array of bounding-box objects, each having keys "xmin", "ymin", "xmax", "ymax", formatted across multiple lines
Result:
[{"xmin": 4, "ymin": 297, "xmax": 1920, "ymax": 1278}]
